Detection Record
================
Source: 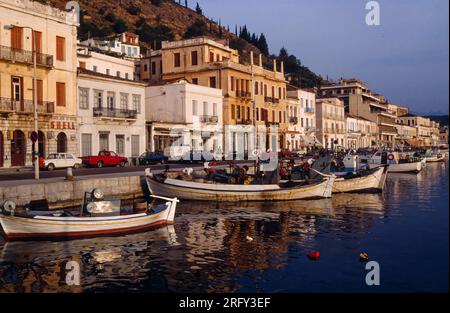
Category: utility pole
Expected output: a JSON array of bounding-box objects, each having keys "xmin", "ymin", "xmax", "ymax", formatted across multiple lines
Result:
[{"xmin": 8, "ymin": 25, "xmax": 39, "ymax": 179}]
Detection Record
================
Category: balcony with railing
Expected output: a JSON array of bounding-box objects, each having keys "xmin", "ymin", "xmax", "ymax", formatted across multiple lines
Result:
[
  {"xmin": 264, "ymin": 96, "xmax": 280, "ymax": 104},
  {"xmin": 0, "ymin": 97, "xmax": 54, "ymax": 114},
  {"xmin": 324, "ymin": 112, "xmax": 345, "ymax": 121},
  {"xmin": 289, "ymin": 116, "xmax": 298, "ymax": 124},
  {"xmin": 200, "ymin": 115, "xmax": 219, "ymax": 124},
  {"xmin": 305, "ymin": 126, "xmax": 318, "ymax": 132},
  {"xmin": 265, "ymin": 121, "xmax": 280, "ymax": 127},
  {"xmin": 304, "ymin": 107, "xmax": 315, "ymax": 114},
  {"xmin": 0, "ymin": 45, "xmax": 53, "ymax": 68},
  {"xmin": 93, "ymin": 107, "xmax": 137, "ymax": 119},
  {"xmin": 236, "ymin": 118, "xmax": 252, "ymax": 125},
  {"xmin": 236, "ymin": 91, "xmax": 251, "ymax": 99}
]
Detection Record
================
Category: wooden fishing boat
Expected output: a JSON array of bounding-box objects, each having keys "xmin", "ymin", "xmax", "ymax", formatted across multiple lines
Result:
[
  {"xmin": 0, "ymin": 192, "xmax": 179, "ymax": 240},
  {"xmin": 145, "ymin": 168, "xmax": 335, "ymax": 201},
  {"xmin": 383, "ymin": 161, "xmax": 422, "ymax": 173},
  {"xmin": 424, "ymin": 154, "xmax": 445, "ymax": 163},
  {"xmin": 332, "ymin": 165, "xmax": 388, "ymax": 194}
]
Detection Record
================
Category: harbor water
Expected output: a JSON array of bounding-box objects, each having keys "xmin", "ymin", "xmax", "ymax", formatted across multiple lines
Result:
[{"xmin": 0, "ymin": 162, "xmax": 448, "ymax": 292}]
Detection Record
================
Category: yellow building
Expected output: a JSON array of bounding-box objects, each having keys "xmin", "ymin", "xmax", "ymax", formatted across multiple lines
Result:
[
  {"xmin": 152, "ymin": 37, "xmax": 288, "ymax": 153},
  {"xmin": 320, "ymin": 78, "xmax": 397, "ymax": 148},
  {"xmin": 315, "ymin": 97, "xmax": 346, "ymax": 149},
  {"xmin": 0, "ymin": 0, "xmax": 78, "ymax": 168},
  {"xmin": 396, "ymin": 114, "xmax": 433, "ymax": 147}
]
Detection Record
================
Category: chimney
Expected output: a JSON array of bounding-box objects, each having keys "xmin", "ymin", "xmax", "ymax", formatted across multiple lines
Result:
[
  {"xmin": 273, "ymin": 59, "xmax": 277, "ymax": 73},
  {"xmin": 259, "ymin": 54, "xmax": 263, "ymax": 67},
  {"xmin": 281, "ymin": 61, "xmax": 284, "ymax": 74},
  {"xmin": 250, "ymin": 51, "xmax": 254, "ymax": 65}
]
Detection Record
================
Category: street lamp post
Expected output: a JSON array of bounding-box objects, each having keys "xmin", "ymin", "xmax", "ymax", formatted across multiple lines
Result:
[{"xmin": 8, "ymin": 25, "xmax": 39, "ymax": 179}]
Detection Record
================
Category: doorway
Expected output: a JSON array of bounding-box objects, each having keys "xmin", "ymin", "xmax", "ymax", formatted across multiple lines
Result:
[
  {"xmin": 11, "ymin": 130, "xmax": 26, "ymax": 166},
  {"xmin": 56, "ymin": 132, "xmax": 67, "ymax": 153}
]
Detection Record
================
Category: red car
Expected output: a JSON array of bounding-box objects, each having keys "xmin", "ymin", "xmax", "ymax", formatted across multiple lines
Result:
[{"xmin": 81, "ymin": 151, "xmax": 128, "ymax": 168}]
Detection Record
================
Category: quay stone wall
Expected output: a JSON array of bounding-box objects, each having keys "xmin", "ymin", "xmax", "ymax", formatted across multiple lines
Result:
[{"xmin": 0, "ymin": 175, "xmax": 146, "ymax": 209}]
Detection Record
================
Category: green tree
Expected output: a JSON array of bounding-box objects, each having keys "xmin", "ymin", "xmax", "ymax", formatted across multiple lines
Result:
[
  {"xmin": 257, "ymin": 33, "xmax": 269, "ymax": 55},
  {"xmin": 113, "ymin": 19, "xmax": 128, "ymax": 33},
  {"xmin": 195, "ymin": 2, "xmax": 202, "ymax": 15},
  {"xmin": 185, "ymin": 19, "xmax": 208, "ymax": 38}
]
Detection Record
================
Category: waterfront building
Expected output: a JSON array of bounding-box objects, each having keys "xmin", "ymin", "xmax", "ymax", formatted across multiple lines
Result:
[
  {"xmin": 138, "ymin": 49, "xmax": 162, "ymax": 83},
  {"xmin": 0, "ymin": 0, "xmax": 78, "ymax": 168},
  {"xmin": 345, "ymin": 114, "xmax": 377, "ymax": 149},
  {"xmin": 430, "ymin": 120, "xmax": 441, "ymax": 148},
  {"xmin": 147, "ymin": 37, "xmax": 288, "ymax": 153},
  {"xmin": 145, "ymin": 79, "xmax": 223, "ymax": 157},
  {"xmin": 438, "ymin": 126, "xmax": 449, "ymax": 149},
  {"xmin": 320, "ymin": 78, "xmax": 397, "ymax": 148},
  {"xmin": 77, "ymin": 45, "xmax": 146, "ymax": 159},
  {"xmin": 315, "ymin": 97, "xmax": 346, "ymax": 149},
  {"xmin": 394, "ymin": 122, "xmax": 419, "ymax": 148},
  {"xmin": 396, "ymin": 114, "xmax": 433, "ymax": 148},
  {"xmin": 286, "ymin": 87, "xmax": 320, "ymax": 152}
]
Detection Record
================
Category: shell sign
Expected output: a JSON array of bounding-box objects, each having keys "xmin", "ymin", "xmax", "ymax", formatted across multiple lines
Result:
[{"xmin": 50, "ymin": 121, "xmax": 75, "ymax": 130}]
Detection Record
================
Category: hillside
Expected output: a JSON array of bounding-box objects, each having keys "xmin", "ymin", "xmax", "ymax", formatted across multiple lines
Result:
[
  {"xmin": 38, "ymin": 0, "xmax": 322, "ymax": 88},
  {"xmin": 425, "ymin": 115, "xmax": 449, "ymax": 126}
]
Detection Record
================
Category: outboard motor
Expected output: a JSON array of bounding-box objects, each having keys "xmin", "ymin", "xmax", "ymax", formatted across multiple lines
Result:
[{"xmin": 381, "ymin": 152, "xmax": 388, "ymax": 165}]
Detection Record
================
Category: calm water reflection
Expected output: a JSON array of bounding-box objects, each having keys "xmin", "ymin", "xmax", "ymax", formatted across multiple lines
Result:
[{"xmin": 0, "ymin": 162, "xmax": 448, "ymax": 292}]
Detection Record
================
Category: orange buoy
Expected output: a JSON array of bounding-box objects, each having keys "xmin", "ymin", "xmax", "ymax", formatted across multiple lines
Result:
[
  {"xmin": 307, "ymin": 251, "xmax": 320, "ymax": 260},
  {"xmin": 359, "ymin": 252, "xmax": 369, "ymax": 262}
]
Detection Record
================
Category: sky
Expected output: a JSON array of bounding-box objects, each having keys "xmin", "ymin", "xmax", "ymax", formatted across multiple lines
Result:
[{"xmin": 196, "ymin": 0, "xmax": 449, "ymax": 115}]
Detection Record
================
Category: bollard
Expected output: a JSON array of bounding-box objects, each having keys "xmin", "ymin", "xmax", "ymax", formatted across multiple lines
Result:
[{"xmin": 65, "ymin": 167, "xmax": 74, "ymax": 181}]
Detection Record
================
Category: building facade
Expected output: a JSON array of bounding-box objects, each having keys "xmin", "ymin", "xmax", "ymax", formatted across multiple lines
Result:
[
  {"xmin": 345, "ymin": 114, "xmax": 377, "ymax": 149},
  {"xmin": 286, "ymin": 87, "xmax": 319, "ymax": 152},
  {"xmin": 77, "ymin": 47, "xmax": 146, "ymax": 159},
  {"xmin": 396, "ymin": 114, "xmax": 433, "ymax": 148},
  {"xmin": 320, "ymin": 78, "xmax": 397, "ymax": 148},
  {"xmin": 315, "ymin": 97, "xmax": 346, "ymax": 149},
  {"xmin": 0, "ymin": 0, "xmax": 78, "ymax": 168},
  {"xmin": 145, "ymin": 79, "xmax": 223, "ymax": 158},
  {"xmin": 150, "ymin": 37, "xmax": 288, "ymax": 154}
]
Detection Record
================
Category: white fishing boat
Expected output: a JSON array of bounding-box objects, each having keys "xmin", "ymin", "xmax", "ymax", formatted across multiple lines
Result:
[
  {"xmin": 332, "ymin": 165, "xmax": 388, "ymax": 193},
  {"xmin": 145, "ymin": 168, "xmax": 335, "ymax": 201},
  {"xmin": 361, "ymin": 151, "xmax": 423, "ymax": 173},
  {"xmin": 385, "ymin": 161, "xmax": 422, "ymax": 173},
  {"xmin": 0, "ymin": 190, "xmax": 178, "ymax": 240}
]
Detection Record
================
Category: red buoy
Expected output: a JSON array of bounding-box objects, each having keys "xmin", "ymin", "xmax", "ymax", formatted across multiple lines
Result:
[{"xmin": 308, "ymin": 251, "xmax": 320, "ymax": 260}]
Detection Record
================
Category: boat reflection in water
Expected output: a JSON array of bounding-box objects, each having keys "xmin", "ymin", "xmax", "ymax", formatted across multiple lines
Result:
[
  {"xmin": 0, "ymin": 193, "xmax": 386, "ymax": 293},
  {"xmin": 0, "ymin": 225, "xmax": 178, "ymax": 292}
]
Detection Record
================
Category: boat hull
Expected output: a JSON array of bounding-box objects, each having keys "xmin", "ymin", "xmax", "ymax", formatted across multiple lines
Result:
[
  {"xmin": 386, "ymin": 161, "xmax": 422, "ymax": 173},
  {"xmin": 424, "ymin": 156, "xmax": 445, "ymax": 163},
  {"xmin": 332, "ymin": 166, "xmax": 388, "ymax": 194},
  {"xmin": 0, "ymin": 201, "xmax": 177, "ymax": 240},
  {"xmin": 145, "ymin": 169, "xmax": 335, "ymax": 201}
]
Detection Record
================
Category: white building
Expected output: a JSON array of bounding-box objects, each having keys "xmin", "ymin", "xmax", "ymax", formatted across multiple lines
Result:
[
  {"xmin": 345, "ymin": 114, "xmax": 377, "ymax": 149},
  {"xmin": 286, "ymin": 88, "xmax": 320, "ymax": 152},
  {"xmin": 81, "ymin": 32, "xmax": 141, "ymax": 59},
  {"xmin": 77, "ymin": 47, "xmax": 146, "ymax": 159},
  {"xmin": 77, "ymin": 44, "xmax": 134, "ymax": 80},
  {"xmin": 145, "ymin": 79, "xmax": 223, "ymax": 157}
]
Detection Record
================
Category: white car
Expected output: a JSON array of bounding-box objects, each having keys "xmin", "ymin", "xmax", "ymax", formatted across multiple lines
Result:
[{"xmin": 42, "ymin": 153, "xmax": 83, "ymax": 171}]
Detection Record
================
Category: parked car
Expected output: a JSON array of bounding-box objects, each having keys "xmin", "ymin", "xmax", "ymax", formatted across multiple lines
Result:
[
  {"xmin": 39, "ymin": 153, "xmax": 83, "ymax": 171},
  {"xmin": 81, "ymin": 151, "xmax": 128, "ymax": 168},
  {"xmin": 138, "ymin": 151, "xmax": 168, "ymax": 165}
]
